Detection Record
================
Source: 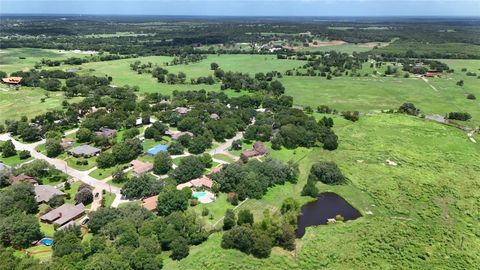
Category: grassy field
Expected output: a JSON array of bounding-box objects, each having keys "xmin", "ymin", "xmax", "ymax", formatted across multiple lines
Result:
[
  {"xmin": 280, "ymin": 59, "xmax": 480, "ymax": 126},
  {"xmin": 0, "ymin": 85, "xmax": 82, "ymax": 124},
  {"xmin": 164, "ymin": 113, "xmax": 480, "ymax": 269},
  {"xmin": 0, "ymin": 48, "xmax": 82, "ymax": 73},
  {"xmin": 65, "ymin": 54, "xmax": 306, "ymax": 94}
]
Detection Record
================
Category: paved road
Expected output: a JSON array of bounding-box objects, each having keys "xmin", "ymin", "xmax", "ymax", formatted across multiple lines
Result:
[
  {"xmin": 0, "ymin": 133, "xmax": 128, "ymax": 207},
  {"xmin": 208, "ymin": 131, "xmax": 243, "ymax": 161}
]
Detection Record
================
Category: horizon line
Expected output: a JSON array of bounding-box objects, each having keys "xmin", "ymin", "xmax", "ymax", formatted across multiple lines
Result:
[{"xmin": 2, "ymin": 14, "xmax": 480, "ymax": 18}]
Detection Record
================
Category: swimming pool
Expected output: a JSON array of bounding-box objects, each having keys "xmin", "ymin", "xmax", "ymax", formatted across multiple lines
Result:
[
  {"xmin": 39, "ymin": 238, "xmax": 54, "ymax": 246},
  {"xmin": 193, "ymin": 192, "xmax": 207, "ymax": 198},
  {"xmin": 146, "ymin": 144, "xmax": 168, "ymax": 156}
]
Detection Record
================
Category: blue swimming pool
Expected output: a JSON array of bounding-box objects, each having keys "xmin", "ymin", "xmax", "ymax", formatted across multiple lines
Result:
[
  {"xmin": 39, "ymin": 238, "xmax": 54, "ymax": 246},
  {"xmin": 147, "ymin": 144, "xmax": 168, "ymax": 156},
  {"xmin": 193, "ymin": 192, "xmax": 207, "ymax": 198}
]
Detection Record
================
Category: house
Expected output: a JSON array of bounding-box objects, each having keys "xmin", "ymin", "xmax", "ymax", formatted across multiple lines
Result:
[
  {"xmin": 176, "ymin": 175, "xmax": 213, "ymax": 190},
  {"xmin": 0, "ymin": 163, "xmax": 11, "ymax": 174},
  {"xmin": 95, "ymin": 127, "xmax": 117, "ymax": 138},
  {"xmin": 34, "ymin": 185, "xmax": 65, "ymax": 203},
  {"xmin": 173, "ymin": 107, "xmax": 191, "ymax": 115},
  {"xmin": 130, "ymin": 160, "xmax": 154, "ymax": 176},
  {"xmin": 170, "ymin": 131, "xmax": 193, "ymax": 140},
  {"xmin": 176, "ymin": 182, "xmax": 193, "ymax": 190},
  {"xmin": 40, "ymin": 203, "xmax": 85, "ymax": 226},
  {"xmin": 424, "ymin": 72, "xmax": 435, "ymax": 78},
  {"xmin": 209, "ymin": 165, "xmax": 223, "ymax": 174},
  {"xmin": 142, "ymin": 195, "xmax": 158, "ymax": 211},
  {"xmin": 2, "ymin": 77, "xmax": 22, "ymax": 85},
  {"xmin": 10, "ymin": 174, "xmax": 38, "ymax": 185},
  {"xmin": 60, "ymin": 138, "xmax": 74, "ymax": 149},
  {"xmin": 58, "ymin": 220, "xmax": 77, "ymax": 231},
  {"xmin": 190, "ymin": 175, "xmax": 213, "ymax": 189},
  {"xmin": 146, "ymin": 144, "xmax": 168, "ymax": 156},
  {"xmin": 68, "ymin": 145, "xmax": 101, "ymax": 157},
  {"xmin": 241, "ymin": 141, "xmax": 267, "ymax": 159}
]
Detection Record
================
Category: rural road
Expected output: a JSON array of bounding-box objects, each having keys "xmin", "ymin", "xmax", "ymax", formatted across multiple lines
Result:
[{"xmin": 0, "ymin": 133, "xmax": 129, "ymax": 208}]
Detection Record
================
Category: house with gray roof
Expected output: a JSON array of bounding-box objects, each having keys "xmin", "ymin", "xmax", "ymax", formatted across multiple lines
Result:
[
  {"xmin": 35, "ymin": 185, "xmax": 65, "ymax": 203},
  {"xmin": 95, "ymin": 127, "xmax": 117, "ymax": 138},
  {"xmin": 0, "ymin": 163, "xmax": 10, "ymax": 173},
  {"xmin": 67, "ymin": 145, "xmax": 101, "ymax": 157},
  {"xmin": 40, "ymin": 203, "xmax": 85, "ymax": 226}
]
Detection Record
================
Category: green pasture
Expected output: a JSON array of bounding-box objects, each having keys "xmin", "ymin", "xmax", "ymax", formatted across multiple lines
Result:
[
  {"xmin": 0, "ymin": 84, "xmax": 82, "ymax": 124},
  {"xmin": 280, "ymin": 60, "xmax": 480, "ymax": 126},
  {"xmin": 164, "ymin": 113, "xmax": 480, "ymax": 269},
  {"xmin": 67, "ymin": 54, "xmax": 306, "ymax": 94},
  {"xmin": 0, "ymin": 48, "xmax": 81, "ymax": 73}
]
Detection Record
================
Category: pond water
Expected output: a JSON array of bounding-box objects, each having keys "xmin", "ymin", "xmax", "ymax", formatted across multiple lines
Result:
[{"xmin": 296, "ymin": 192, "xmax": 361, "ymax": 238}]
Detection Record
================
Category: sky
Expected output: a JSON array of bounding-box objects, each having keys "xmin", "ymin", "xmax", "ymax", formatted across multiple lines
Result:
[{"xmin": 0, "ymin": 0, "xmax": 479, "ymax": 16}]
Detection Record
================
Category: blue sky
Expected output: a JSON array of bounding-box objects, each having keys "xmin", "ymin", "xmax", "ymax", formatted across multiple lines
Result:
[{"xmin": 0, "ymin": 0, "xmax": 479, "ymax": 16}]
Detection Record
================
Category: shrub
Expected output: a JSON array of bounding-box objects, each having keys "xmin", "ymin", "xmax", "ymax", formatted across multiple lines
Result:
[
  {"xmin": 227, "ymin": 192, "xmax": 239, "ymax": 205},
  {"xmin": 398, "ymin": 103, "xmax": 420, "ymax": 116},
  {"xmin": 448, "ymin": 112, "xmax": 472, "ymax": 121},
  {"xmin": 19, "ymin": 150, "xmax": 31, "ymax": 160},
  {"xmin": 1, "ymin": 140, "xmax": 16, "ymax": 158},
  {"xmin": 309, "ymin": 162, "xmax": 345, "ymax": 185},
  {"xmin": 201, "ymin": 207, "xmax": 209, "ymax": 216},
  {"xmin": 467, "ymin": 94, "xmax": 476, "ymax": 100},
  {"xmin": 301, "ymin": 179, "xmax": 318, "ymax": 197},
  {"xmin": 237, "ymin": 209, "xmax": 254, "ymax": 226},
  {"xmin": 342, "ymin": 111, "xmax": 360, "ymax": 122},
  {"xmin": 170, "ymin": 237, "xmax": 189, "ymax": 260},
  {"xmin": 223, "ymin": 209, "xmax": 236, "ymax": 230}
]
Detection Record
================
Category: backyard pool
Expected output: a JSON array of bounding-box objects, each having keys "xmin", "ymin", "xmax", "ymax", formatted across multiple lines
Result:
[
  {"xmin": 146, "ymin": 144, "xmax": 168, "ymax": 156},
  {"xmin": 39, "ymin": 238, "xmax": 55, "ymax": 246},
  {"xmin": 193, "ymin": 192, "xmax": 207, "ymax": 198}
]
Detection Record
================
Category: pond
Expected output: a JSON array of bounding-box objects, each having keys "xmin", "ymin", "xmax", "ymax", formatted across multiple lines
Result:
[{"xmin": 296, "ymin": 192, "xmax": 361, "ymax": 238}]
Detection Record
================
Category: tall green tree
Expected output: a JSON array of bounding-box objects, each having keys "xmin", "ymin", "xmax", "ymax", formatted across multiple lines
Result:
[
  {"xmin": 156, "ymin": 187, "xmax": 189, "ymax": 216},
  {"xmin": 154, "ymin": 152, "xmax": 172, "ymax": 175}
]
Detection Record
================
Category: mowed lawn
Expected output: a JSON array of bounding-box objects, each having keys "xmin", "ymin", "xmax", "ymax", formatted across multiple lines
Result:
[{"xmin": 164, "ymin": 113, "xmax": 480, "ymax": 269}]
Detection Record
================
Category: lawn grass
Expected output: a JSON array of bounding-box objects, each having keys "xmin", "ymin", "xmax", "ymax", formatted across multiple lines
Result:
[
  {"xmin": 212, "ymin": 153, "xmax": 235, "ymax": 163},
  {"xmin": 107, "ymin": 179, "xmax": 125, "ymax": 188},
  {"xmin": 103, "ymin": 192, "xmax": 116, "ymax": 208},
  {"xmin": 0, "ymin": 151, "xmax": 33, "ymax": 166},
  {"xmin": 26, "ymin": 245, "xmax": 52, "ymax": 262},
  {"xmin": 65, "ymin": 156, "xmax": 97, "ymax": 171},
  {"xmin": 62, "ymin": 181, "xmax": 82, "ymax": 204},
  {"xmin": 89, "ymin": 164, "xmax": 128, "ymax": 180},
  {"xmin": 163, "ymin": 113, "xmax": 480, "ymax": 269},
  {"xmin": 190, "ymin": 193, "xmax": 233, "ymax": 228}
]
